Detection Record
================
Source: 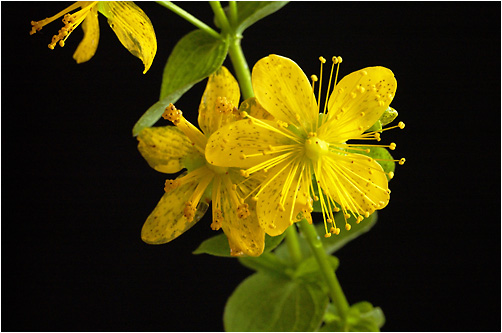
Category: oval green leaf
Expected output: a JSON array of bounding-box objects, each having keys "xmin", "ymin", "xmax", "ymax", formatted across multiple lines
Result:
[
  {"xmin": 193, "ymin": 232, "xmax": 285, "ymax": 257},
  {"xmin": 223, "ymin": 272, "xmax": 328, "ymax": 331}
]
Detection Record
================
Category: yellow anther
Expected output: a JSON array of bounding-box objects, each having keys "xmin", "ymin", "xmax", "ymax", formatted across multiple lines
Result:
[
  {"xmin": 398, "ymin": 121, "xmax": 406, "ymax": 129},
  {"xmin": 399, "ymin": 158, "xmax": 406, "ymax": 165},
  {"xmin": 237, "ymin": 203, "xmax": 250, "ymax": 219},
  {"xmin": 351, "ymin": 92, "xmax": 357, "ymax": 99},
  {"xmin": 324, "ymin": 233, "xmax": 332, "ymax": 238},
  {"xmin": 374, "ymin": 133, "xmax": 381, "ymax": 141},
  {"xmin": 311, "ymin": 74, "xmax": 318, "ymax": 82},
  {"xmin": 329, "ymin": 227, "xmax": 336, "ymax": 234},
  {"xmin": 356, "ymin": 216, "xmax": 363, "ymax": 224},
  {"xmin": 313, "ymin": 195, "xmax": 319, "ymax": 201},
  {"xmin": 389, "ymin": 142, "xmax": 396, "ymax": 150},
  {"xmin": 239, "ymin": 153, "xmax": 246, "ymax": 160},
  {"xmin": 240, "ymin": 111, "xmax": 249, "ymax": 118},
  {"xmin": 162, "ymin": 103, "xmax": 183, "ymax": 125},
  {"xmin": 184, "ymin": 202, "xmax": 195, "ymax": 222},
  {"xmin": 388, "ymin": 171, "xmax": 395, "ymax": 179},
  {"xmin": 336, "ymin": 56, "xmax": 343, "ymax": 63},
  {"xmin": 334, "ymin": 228, "xmax": 341, "ymax": 235},
  {"xmin": 164, "ymin": 179, "xmax": 179, "ymax": 192},
  {"xmin": 215, "ymin": 96, "xmax": 234, "ymax": 114},
  {"xmin": 365, "ymin": 211, "xmax": 370, "ymax": 218},
  {"xmin": 211, "ymin": 210, "xmax": 224, "ymax": 230},
  {"xmin": 345, "ymin": 223, "xmax": 352, "ymax": 231},
  {"xmin": 240, "ymin": 169, "xmax": 250, "ymax": 177},
  {"xmin": 251, "ymin": 196, "xmax": 259, "ymax": 202},
  {"xmin": 344, "ymin": 213, "xmax": 351, "ymax": 219},
  {"xmin": 319, "ymin": 56, "xmax": 326, "ymax": 63}
]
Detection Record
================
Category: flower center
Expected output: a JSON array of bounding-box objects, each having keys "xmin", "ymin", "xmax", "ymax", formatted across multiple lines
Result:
[
  {"xmin": 304, "ymin": 136, "xmax": 329, "ymax": 161},
  {"xmin": 206, "ymin": 162, "xmax": 228, "ymax": 175}
]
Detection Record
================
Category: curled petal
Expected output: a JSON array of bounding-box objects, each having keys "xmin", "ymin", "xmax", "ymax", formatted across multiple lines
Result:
[
  {"xmin": 98, "ymin": 1, "xmax": 157, "ymax": 73},
  {"xmin": 73, "ymin": 4, "xmax": 100, "ymax": 63},
  {"xmin": 322, "ymin": 67, "xmax": 397, "ymax": 142},
  {"xmin": 252, "ymin": 55, "xmax": 318, "ymax": 130},
  {"xmin": 198, "ymin": 66, "xmax": 241, "ymax": 136},
  {"xmin": 137, "ymin": 126, "xmax": 195, "ymax": 174}
]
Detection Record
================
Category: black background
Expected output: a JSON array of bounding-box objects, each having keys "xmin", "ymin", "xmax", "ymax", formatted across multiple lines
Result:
[{"xmin": 2, "ymin": 1, "xmax": 501, "ymax": 331}]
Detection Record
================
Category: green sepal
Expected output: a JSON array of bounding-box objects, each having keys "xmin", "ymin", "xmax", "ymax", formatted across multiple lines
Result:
[
  {"xmin": 193, "ymin": 232, "xmax": 285, "ymax": 257},
  {"xmin": 367, "ymin": 120, "xmax": 382, "ymax": 133},
  {"xmin": 379, "ymin": 106, "xmax": 398, "ymax": 126},
  {"xmin": 132, "ymin": 30, "xmax": 229, "ymax": 136},
  {"xmin": 223, "ymin": 272, "xmax": 328, "ymax": 332}
]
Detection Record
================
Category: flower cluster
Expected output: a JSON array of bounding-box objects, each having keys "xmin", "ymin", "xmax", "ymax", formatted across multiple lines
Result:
[{"xmin": 138, "ymin": 55, "xmax": 404, "ymax": 256}]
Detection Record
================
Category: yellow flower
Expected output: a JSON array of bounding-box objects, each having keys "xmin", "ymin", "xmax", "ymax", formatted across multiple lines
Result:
[
  {"xmin": 206, "ymin": 55, "xmax": 405, "ymax": 237},
  {"xmin": 138, "ymin": 67, "xmax": 268, "ymax": 256},
  {"xmin": 30, "ymin": 1, "xmax": 157, "ymax": 73}
]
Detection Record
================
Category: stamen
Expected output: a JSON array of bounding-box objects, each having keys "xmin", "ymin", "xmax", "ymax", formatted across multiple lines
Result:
[
  {"xmin": 184, "ymin": 201, "xmax": 196, "ymax": 222},
  {"xmin": 237, "ymin": 203, "xmax": 250, "ymax": 219},
  {"xmin": 317, "ymin": 56, "xmax": 326, "ymax": 115},
  {"xmin": 162, "ymin": 103, "xmax": 183, "ymax": 125},
  {"xmin": 164, "ymin": 179, "xmax": 180, "ymax": 192},
  {"xmin": 162, "ymin": 103, "xmax": 207, "ymax": 153},
  {"xmin": 311, "ymin": 75, "xmax": 318, "ymax": 94},
  {"xmin": 211, "ymin": 209, "xmax": 223, "ymax": 230}
]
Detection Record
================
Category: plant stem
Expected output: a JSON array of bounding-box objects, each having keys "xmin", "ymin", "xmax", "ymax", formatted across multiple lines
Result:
[
  {"xmin": 298, "ymin": 219, "xmax": 350, "ymax": 317},
  {"xmin": 157, "ymin": 1, "xmax": 221, "ymax": 40},
  {"xmin": 209, "ymin": 1, "xmax": 232, "ymax": 33},
  {"xmin": 228, "ymin": 39, "xmax": 254, "ymax": 99},
  {"xmin": 228, "ymin": 1, "xmax": 238, "ymax": 27},
  {"xmin": 284, "ymin": 225, "xmax": 303, "ymax": 266}
]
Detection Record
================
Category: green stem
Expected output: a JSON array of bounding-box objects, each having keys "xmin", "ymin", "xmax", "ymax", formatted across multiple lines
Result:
[
  {"xmin": 209, "ymin": 1, "xmax": 232, "ymax": 33},
  {"xmin": 157, "ymin": 1, "xmax": 221, "ymax": 40},
  {"xmin": 228, "ymin": 39, "xmax": 254, "ymax": 99},
  {"xmin": 228, "ymin": 1, "xmax": 238, "ymax": 27},
  {"xmin": 284, "ymin": 225, "xmax": 302, "ymax": 266},
  {"xmin": 298, "ymin": 219, "xmax": 350, "ymax": 317}
]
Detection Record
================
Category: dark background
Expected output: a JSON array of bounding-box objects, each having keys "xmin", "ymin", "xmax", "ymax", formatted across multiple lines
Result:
[{"xmin": 2, "ymin": 1, "xmax": 500, "ymax": 331}]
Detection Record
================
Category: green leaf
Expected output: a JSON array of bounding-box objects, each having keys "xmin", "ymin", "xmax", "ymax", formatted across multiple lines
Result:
[
  {"xmin": 160, "ymin": 30, "xmax": 229, "ymax": 100},
  {"xmin": 238, "ymin": 253, "xmax": 291, "ymax": 278},
  {"xmin": 223, "ymin": 272, "xmax": 328, "ymax": 332},
  {"xmin": 132, "ymin": 30, "xmax": 229, "ymax": 136},
  {"xmin": 234, "ymin": 2, "xmax": 289, "ymax": 35},
  {"xmin": 193, "ymin": 232, "xmax": 286, "ymax": 257}
]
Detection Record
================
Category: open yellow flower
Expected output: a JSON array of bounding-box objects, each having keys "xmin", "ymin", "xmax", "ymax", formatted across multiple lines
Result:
[
  {"xmin": 30, "ymin": 1, "xmax": 157, "ymax": 73},
  {"xmin": 138, "ymin": 67, "xmax": 268, "ymax": 256},
  {"xmin": 206, "ymin": 55, "xmax": 405, "ymax": 237}
]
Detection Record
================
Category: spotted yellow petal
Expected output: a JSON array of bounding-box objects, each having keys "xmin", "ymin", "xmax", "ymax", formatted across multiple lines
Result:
[
  {"xmin": 137, "ymin": 126, "xmax": 195, "ymax": 174},
  {"xmin": 73, "ymin": 4, "xmax": 100, "ymax": 63},
  {"xmin": 141, "ymin": 173, "xmax": 209, "ymax": 244},
  {"xmin": 321, "ymin": 67, "xmax": 397, "ymax": 142},
  {"xmin": 217, "ymin": 178, "xmax": 264, "ymax": 257},
  {"xmin": 98, "ymin": 1, "xmax": 157, "ymax": 73},
  {"xmin": 205, "ymin": 118, "xmax": 293, "ymax": 169},
  {"xmin": 256, "ymin": 161, "xmax": 311, "ymax": 236},
  {"xmin": 252, "ymin": 55, "xmax": 318, "ymax": 130},
  {"xmin": 238, "ymin": 97, "xmax": 274, "ymax": 121},
  {"xmin": 319, "ymin": 153, "xmax": 390, "ymax": 216},
  {"xmin": 198, "ymin": 66, "xmax": 241, "ymax": 136}
]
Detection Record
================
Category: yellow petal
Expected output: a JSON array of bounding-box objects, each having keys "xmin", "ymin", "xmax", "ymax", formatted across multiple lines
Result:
[
  {"xmin": 205, "ymin": 118, "xmax": 293, "ymax": 169},
  {"xmin": 198, "ymin": 66, "xmax": 241, "ymax": 136},
  {"xmin": 320, "ymin": 153, "xmax": 390, "ymax": 216},
  {"xmin": 238, "ymin": 97, "xmax": 274, "ymax": 121},
  {"xmin": 141, "ymin": 174, "xmax": 208, "ymax": 244},
  {"xmin": 218, "ymin": 177, "xmax": 265, "ymax": 257},
  {"xmin": 73, "ymin": 4, "xmax": 100, "ymax": 64},
  {"xmin": 257, "ymin": 161, "xmax": 310, "ymax": 236},
  {"xmin": 322, "ymin": 67, "xmax": 397, "ymax": 142},
  {"xmin": 98, "ymin": 1, "xmax": 157, "ymax": 73},
  {"xmin": 252, "ymin": 55, "xmax": 318, "ymax": 130},
  {"xmin": 137, "ymin": 126, "xmax": 196, "ymax": 174}
]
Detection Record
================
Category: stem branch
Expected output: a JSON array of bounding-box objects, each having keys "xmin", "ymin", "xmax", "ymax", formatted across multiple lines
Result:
[
  {"xmin": 284, "ymin": 225, "xmax": 302, "ymax": 266},
  {"xmin": 157, "ymin": 1, "xmax": 221, "ymax": 40}
]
